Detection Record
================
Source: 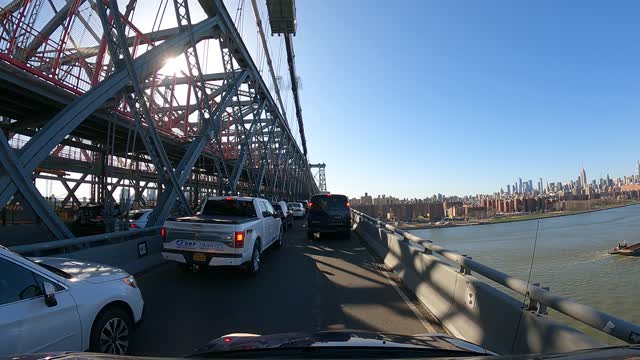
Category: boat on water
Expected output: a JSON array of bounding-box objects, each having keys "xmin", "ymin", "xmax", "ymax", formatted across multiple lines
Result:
[{"xmin": 608, "ymin": 241, "xmax": 640, "ymax": 256}]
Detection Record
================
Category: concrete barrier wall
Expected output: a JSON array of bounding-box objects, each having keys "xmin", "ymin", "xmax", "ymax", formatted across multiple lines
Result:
[
  {"xmin": 45, "ymin": 235, "xmax": 165, "ymax": 275},
  {"xmin": 353, "ymin": 214, "xmax": 602, "ymax": 355}
]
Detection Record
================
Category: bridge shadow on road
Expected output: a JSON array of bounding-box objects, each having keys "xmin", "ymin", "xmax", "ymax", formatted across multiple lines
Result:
[{"xmin": 130, "ymin": 220, "xmax": 434, "ymax": 356}]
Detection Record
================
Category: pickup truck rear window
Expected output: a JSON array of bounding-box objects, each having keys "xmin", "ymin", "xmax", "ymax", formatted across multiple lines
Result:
[{"xmin": 201, "ymin": 200, "xmax": 257, "ymax": 217}]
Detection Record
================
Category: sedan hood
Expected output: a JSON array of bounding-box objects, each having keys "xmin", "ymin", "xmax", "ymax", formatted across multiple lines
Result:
[
  {"xmin": 30, "ymin": 257, "xmax": 127, "ymax": 284},
  {"xmin": 191, "ymin": 330, "xmax": 493, "ymax": 356},
  {"xmin": 3, "ymin": 344, "xmax": 640, "ymax": 360}
]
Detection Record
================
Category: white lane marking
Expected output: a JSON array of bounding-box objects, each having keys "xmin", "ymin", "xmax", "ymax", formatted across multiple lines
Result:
[{"xmin": 374, "ymin": 261, "xmax": 436, "ymax": 333}]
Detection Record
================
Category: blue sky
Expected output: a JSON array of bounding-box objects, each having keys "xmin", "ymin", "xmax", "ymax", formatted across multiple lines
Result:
[{"xmin": 292, "ymin": 1, "xmax": 640, "ymax": 198}]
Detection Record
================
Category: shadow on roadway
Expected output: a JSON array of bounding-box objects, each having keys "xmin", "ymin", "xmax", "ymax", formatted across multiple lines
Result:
[{"xmin": 130, "ymin": 220, "xmax": 435, "ymax": 356}]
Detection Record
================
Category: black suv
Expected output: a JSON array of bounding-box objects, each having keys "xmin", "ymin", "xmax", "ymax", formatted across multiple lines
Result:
[{"xmin": 307, "ymin": 194, "xmax": 351, "ymax": 239}]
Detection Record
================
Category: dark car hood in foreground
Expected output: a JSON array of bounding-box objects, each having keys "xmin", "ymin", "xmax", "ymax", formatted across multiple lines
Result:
[
  {"xmin": 4, "ymin": 331, "xmax": 640, "ymax": 360},
  {"xmin": 190, "ymin": 330, "xmax": 492, "ymax": 356}
]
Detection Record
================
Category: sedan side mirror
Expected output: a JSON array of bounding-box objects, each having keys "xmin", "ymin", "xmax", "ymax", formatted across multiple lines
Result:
[{"xmin": 42, "ymin": 282, "xmax": 58, "ymax": 307}]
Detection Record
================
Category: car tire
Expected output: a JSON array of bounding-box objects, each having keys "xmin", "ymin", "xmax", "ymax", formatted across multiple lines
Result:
[
  {"xmin": 90, "ymin": 306, "xmax": 133, "ymax": 355},
  {"xmin": 246, "ymin": 243, "xmax": 261, "ymax": 275},
  {"xmin": 307, "ymin": 230, "xmax": 314, "ymax": 240}
]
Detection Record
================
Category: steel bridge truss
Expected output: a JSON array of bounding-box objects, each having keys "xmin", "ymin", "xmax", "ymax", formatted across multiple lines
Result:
[{"xmin": 0, "ymin": 0, "xmax": 318, "ymax": 241}]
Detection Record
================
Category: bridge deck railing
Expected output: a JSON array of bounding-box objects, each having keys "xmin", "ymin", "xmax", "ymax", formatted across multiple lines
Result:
[
  {"xmin": 8, "ymin": 226, "xmax": 164, "ymax": 275},
  {"xmin": 9, "ymin": 226, "xmax": 162, "ymax": 255},
  {"xmin": 351, "ymin": 209, "xmax": 640, "ymax": 347}
]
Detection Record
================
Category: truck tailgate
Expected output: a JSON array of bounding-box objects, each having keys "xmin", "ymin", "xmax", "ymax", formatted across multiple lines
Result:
[{"xmin": 163, "ymin": 221, "xmax": 239, "ymax": 255}]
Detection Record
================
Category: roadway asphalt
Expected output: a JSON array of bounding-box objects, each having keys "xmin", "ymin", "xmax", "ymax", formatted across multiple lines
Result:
[{"xmin": 129, "ymin": 220, "xmax": 444, "ymax": 356}]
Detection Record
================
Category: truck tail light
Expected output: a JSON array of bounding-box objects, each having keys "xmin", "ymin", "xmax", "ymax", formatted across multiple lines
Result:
[
  {"xmin": 161, "ymin": 227, "xmax": 167, "ymax": 241},
  {"xmin": 346, "ymin": 202, "xmax": 350, "ymax": 208},
  {"xmin": 234, "ymin": 231, "xmax": 245, "ymax": 248}
]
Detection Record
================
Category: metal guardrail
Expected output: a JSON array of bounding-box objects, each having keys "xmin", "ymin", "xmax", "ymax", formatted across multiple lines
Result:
[
  {"xmin": 10, "ymin": 226, "xmax": 162, "ymax": 254},
  {"xmin": 351, "ymin": 209, "xmax": 640, "ymax": 345}
]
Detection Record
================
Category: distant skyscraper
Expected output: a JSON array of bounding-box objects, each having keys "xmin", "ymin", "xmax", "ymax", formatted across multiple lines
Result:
[
  {"xmin": 527, "ymin": 180, "xmax": 533, "ymax": 193},
  {"xmin": 579, "ymin": 167, "xmax": 587, "ymax": 188},
  {"xmin": 538, "ymin": 178, "xmax": 543, "ymax": 193},
  {"xmin": 518, "ymin": 178, "xmax": 523, "ymax": 193},
  {"xmin": 507, "ymin": 184, "xmax": 511, "ymax": 195}
]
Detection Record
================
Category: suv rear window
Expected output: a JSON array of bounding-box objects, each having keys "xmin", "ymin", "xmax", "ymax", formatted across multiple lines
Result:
[
  {"xmin": 311, "ymin": 195, "xmax": 349, "ymax": 211},
  {"xmin": 201, "ymin": 200, "xmax": 257, "ymax": 217}
]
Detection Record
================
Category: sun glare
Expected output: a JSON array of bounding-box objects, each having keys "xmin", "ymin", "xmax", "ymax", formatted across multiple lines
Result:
[{"xmin": 159, "ymin": 56, "xmax": 182, "ymax": 75}]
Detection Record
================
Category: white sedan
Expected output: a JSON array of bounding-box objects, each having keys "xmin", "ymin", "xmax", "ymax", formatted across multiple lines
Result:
[
  {"xmin": 288, "ymin": 202, "xmax": 306, "ymax": 218},
  {"xmin": 126, "ymin": 209, "xmax": 153, "ymax": 230},
  {"xmin": 0, "ymin": 246, "xmax": 144, "ymax": 356}
]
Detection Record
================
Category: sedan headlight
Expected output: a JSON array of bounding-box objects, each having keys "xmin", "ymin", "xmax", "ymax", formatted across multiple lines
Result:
[{"xmin": 121, "ymin": 275, "xmax": 138, "ymax": 288}]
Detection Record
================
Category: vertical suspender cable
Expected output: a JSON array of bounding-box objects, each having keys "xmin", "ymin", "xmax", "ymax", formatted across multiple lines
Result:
[{"xmin": 249, "ymin": 0, "xmax": 288, "ymax": 128}]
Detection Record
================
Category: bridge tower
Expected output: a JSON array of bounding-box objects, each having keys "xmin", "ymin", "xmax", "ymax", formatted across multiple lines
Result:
[{"xmin": 309, "ymin": 163, "xmax": 326, "ymax": 192}]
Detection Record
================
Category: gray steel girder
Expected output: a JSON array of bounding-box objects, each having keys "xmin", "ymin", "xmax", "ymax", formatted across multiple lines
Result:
[
  {"xmin": 0, "ymin": 131, "xmax": 73, "ymax": 239},
  {"xmin": 173, "ymin": 0, "xmax": 231, "ymax": 193},
  {"xmin": 24, "ymin": 0, "xmax": 80, "ymax": 59},
  {"xmin": 0, "ymin": 16, "xmax": 220, "ymax": 210},
  {"xmin": 59, "ymin": 26, "xmax": 187, "ymax": 66},
  {"xmin": 96, "ymin": 0, "xmax": 192, "ymax": 215},
  {"xmin": 255, "ymin": 117, "xmax": 278, "ymax": 195},
  {"xmin": 200, "ymin": 0, "xmax": 316, "ymax": 197},
  {"xmin": 145, "ymin": 72, "xmax": 230, "ymax": 88},
  {"xmin": 147, "ymin": 70, "xmax": 249, "ymax": 226},
  {"xmin": 229, "ymin": 100, "xmax": 266, "ymax": 193}
]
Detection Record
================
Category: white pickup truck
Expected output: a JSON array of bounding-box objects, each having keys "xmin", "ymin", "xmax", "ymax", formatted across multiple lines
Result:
[{"xmin": 161, "ymin": 196, "xmax": 283, "ymax": 275}]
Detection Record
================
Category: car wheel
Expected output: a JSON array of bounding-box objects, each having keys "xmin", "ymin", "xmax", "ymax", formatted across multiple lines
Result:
[
  {"xmin": 246, "ymin": 243, "xmax": 261, "ymax": 275},
  {"xmin": 90, "ymin": 306, "xmax": 133, "ymax": 355}
]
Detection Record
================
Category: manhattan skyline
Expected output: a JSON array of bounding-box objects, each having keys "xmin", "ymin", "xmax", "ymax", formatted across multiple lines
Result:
[{"xmin": 348, "ymin": 160, "xmax": 640, "ymax": 201}]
